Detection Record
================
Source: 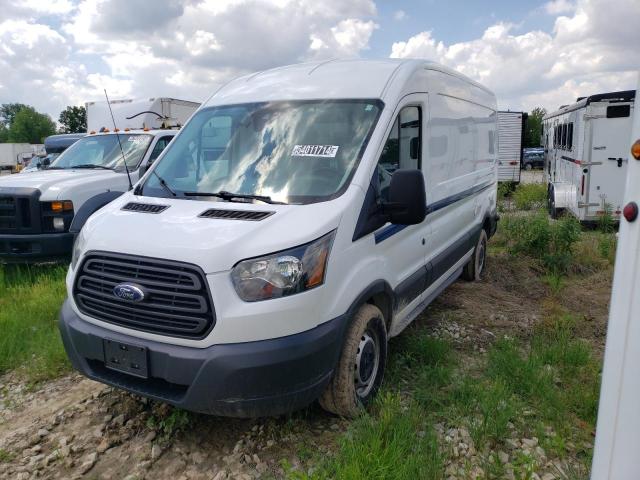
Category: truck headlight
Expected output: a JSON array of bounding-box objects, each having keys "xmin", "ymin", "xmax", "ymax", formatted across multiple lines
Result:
[
  {"xmin": 71, "ymin": 230, "xmax": 86, "ymax": 270},
  {"xmin": 231, "ymin": 231, "xmax": 335, "ymax": 302}
]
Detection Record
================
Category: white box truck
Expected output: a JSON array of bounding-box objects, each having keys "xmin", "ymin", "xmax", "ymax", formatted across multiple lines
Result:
[
  {"xmin": 497, "ymin": 111, "xmax": 526, "ymax": 183},
  {"xmin": 86, "ymin": 98, "xmax": 200, "ymax": 132},
  {"xmin": 0, "ymin": 99, "xmax": 200, "ymax": 261},
  {"xmin": 543, "ymin": 90, "xmax": 635, "ymax": 221},
  {"xmin": 59, "ymin": 59, "xmax": 499, "ymax": 418},
  {"xmin": 0, "ymin": 143, "xmax": 33, "ymax": 171}
]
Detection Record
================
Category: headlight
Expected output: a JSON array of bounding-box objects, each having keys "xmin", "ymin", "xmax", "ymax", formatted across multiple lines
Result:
[
  {"xmin": 231, "ymin": 231, "xmax": 335, "ymax": 302},
  {"xmin": 71, "ymin": 229, "xmax": 87, "ymax": 270}
]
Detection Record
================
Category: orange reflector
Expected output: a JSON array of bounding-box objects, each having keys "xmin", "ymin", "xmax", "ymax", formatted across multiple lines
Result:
[
  {"xmin": 114, "ymin": 128, "xmax": 120, "ymax": 132},
  {"xmin": 143, "ymin": 127, "xmax": 149, "ymax": 131},
  {"xmin": 51, "ymin": 201, "xmax": 73, "ymax": 212},
  {"xmin": 89, "ymin": 131, "xmax": 96, "ymax": 135},
  {"xmin": 103, "ymin": 128, "xmax": 110, "ymax": 132},
  {"xmin": 632, "ymin": 140, "xmax": 640, "ymax": 160},
  {"xmin": 124, "ymin": 128, "xmax": 130, "ymax": 132},
  {"xmin": 509, "ymin": 161, "xmax": 517, "ymax": 165}
]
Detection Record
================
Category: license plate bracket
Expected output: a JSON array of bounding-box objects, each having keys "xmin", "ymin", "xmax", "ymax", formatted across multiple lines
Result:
[{"xmin": 103, "ymin": 339, "xmax": 149, "ymax": 379}]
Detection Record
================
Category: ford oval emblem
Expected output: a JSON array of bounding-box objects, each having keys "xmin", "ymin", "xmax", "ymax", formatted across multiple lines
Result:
[{"xmin": 113, "ymin": 283, "xmax": 146, "ymax": 302}]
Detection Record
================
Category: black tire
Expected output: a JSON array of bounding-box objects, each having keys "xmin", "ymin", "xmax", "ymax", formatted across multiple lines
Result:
[
  {"xmin": 319, "ymin": 304, "xmax": 387, "ymax": 417},
  {"xmin": 462, "ymin": 229, "xmax": 488, "ymax": 281},
  {"xmin": 547, "ymin": 185, "xmax": 563, "ymax": 219}
]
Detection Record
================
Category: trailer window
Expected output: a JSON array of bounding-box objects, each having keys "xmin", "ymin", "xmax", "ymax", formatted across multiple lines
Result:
[
  {"xmin": 561, "ymin": 124, "xmax": 567, "ymax": 149},
  {"xmin": 606, "ymin": 105, "xmax": 631, "ymax": 118},
  {"xmin": 567, "ymin": 123, "xmax": 573, "ymax": 150}
]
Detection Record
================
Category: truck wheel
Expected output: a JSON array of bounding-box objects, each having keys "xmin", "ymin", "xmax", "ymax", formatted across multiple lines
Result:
[
  {"xmin": 462, "ymin": 229, "xmax": 488, "ymax": 281},
  {"xmin": 319, "ymin": 304, "xmax": 387, "ymax": 417}
]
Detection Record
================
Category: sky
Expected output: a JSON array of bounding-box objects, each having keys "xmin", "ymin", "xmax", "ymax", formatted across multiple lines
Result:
[{"xmin": 0, "ymin": 0, "xmax": 638, "ymax": 122}]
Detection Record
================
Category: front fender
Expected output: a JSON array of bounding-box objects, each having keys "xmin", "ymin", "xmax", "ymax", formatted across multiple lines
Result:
[{"xmin": 69, "ymin": 191, "xmax": 125, "ymax": 234}]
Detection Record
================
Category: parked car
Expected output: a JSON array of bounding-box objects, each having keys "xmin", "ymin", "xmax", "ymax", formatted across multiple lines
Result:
[
  {"xmin": 522, "ymin": 150, "xmax": 544, "ymax": 170},
  {"xmin": 59, "ymin": 59, "xmax": 499, "ymax": 418}
]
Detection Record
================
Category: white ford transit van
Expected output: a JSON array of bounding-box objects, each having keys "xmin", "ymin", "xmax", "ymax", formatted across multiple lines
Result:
[{"xmin": 59, "ymin": 59, "xmax": 499, "ymax": 417}]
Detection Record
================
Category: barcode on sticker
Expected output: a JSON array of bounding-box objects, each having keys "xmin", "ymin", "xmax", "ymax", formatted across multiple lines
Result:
[{"xmin": 291, "ymin": 145, "xmax": 339, "ymax": 158}]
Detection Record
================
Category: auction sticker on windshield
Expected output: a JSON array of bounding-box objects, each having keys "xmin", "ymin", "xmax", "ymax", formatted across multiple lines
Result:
[{"xmin": 291, "ymin": 145, "xmax": 339, "ymax": 158}]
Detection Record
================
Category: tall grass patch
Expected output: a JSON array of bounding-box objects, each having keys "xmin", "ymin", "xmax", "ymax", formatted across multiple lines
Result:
[
  {"xmin": 0, "ymin": 264, "xmax": 69, "ymax": 380},
  {"xmin": 306, "ymin": 394, "xmax": 443, "ymax": 480},
  {"xmin": 512, "ymin": 183, "xmax": 547, "ymax": 211}
]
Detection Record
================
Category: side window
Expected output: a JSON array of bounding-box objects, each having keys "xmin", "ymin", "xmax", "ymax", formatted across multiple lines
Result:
[
  {"xmin": 561, "ymin": 124, "xmax": 567, "ymax": 150},
  {"xmin": 148, "ymin": 136, "xmax": 173, "ymax": 163},
  {"xmin": 567, "ymin": 123, "xmax": 573, "ymax": 150},
  {"xmin": 377, "ymin": 106, "xmax": 421, "ymax": 201}
]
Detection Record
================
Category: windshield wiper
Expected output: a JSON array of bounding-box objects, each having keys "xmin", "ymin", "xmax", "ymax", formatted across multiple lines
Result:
[
  {"xmin": 72, "ymin": 164, "xmax": 115, "ymax": 170},
  {"xmin": 183, "ymin": 190, "xmax": 286, "ymax": 204},
  {"xmin": 152, "ymin": 171, "xmax": 177, "ymax": 197}
]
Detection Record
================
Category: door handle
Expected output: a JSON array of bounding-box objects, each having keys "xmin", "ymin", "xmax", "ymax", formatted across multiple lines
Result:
[{"xmin": 607, "ymin": 157, "xmax": 626, "ymax": 167}]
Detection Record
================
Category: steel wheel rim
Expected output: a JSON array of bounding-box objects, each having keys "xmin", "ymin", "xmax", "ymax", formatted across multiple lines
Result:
[{"xmin": 354, "ymin": 327, "xmax": 380, "ymax": 399}]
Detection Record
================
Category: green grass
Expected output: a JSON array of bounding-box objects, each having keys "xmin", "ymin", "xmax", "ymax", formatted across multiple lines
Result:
[
  {"xmin": 512, "ymin": 183, "xmax": 547, "ymax": 211},
  {"xmin": 296, "ymin": 311, "xmax": 600, "ymax": 478},
  {"xmin": 0, "ymin": 264, "xmax": 69, "ymax": 381}
]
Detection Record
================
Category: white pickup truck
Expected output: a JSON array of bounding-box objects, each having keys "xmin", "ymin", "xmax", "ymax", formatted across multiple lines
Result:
[{"xmin": 0, "ymin": 98, "xmax": 199, "ymax": 261}]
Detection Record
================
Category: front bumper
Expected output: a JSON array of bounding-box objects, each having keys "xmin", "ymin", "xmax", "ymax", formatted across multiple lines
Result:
[
  {"xmin": 58, "ymin": 299, "xmax": 349, "ymax": 417},
  {"xmin": 0, "ymin": 232, "xmax": 74, "ymax": 261}
]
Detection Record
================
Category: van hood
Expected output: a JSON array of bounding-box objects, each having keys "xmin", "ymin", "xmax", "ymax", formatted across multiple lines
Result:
[
  {"xmin": 79, "ymin": 192, "xmax": 349, "ymax": 273},
  {"xmin": 0, "ymin": 169, "xmax": 127, "ymax": 200}
]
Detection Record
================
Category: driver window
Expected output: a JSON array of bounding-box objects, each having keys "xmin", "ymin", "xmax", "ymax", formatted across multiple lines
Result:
[
  {"xmin": 200, "ymin": 116, "xmax": 232, "ymax": 182},
  {"xmin": 377, "ymin": 106, "xmax": 421, "ymax": 201}
]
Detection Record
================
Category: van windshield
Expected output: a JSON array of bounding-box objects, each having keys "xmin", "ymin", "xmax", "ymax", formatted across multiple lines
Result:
[
  {"xmin": 141, "ymin": 100, "xmax": 382, "ymax": 204},
  {"xmin": 49, "ymin": 134, "xmax": 153, "ymax": 171}
]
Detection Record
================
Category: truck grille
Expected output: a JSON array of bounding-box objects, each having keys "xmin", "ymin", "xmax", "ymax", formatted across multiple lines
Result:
[
  {"xmin": 0, "ymin": 196, "xmax": 16, "ymax": 231},
  {"xmin": 73, "ymin": 252, "xmax": 215, "ymax": 339}
]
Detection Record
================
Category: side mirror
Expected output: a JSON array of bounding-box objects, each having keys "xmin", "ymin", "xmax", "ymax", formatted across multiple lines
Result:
[
  {"xmin": 385, "ymin": 169, "xmax": 426, "ymax": 225},
  {"xmin": 410, "ymin": 137, "xmax": 420, "ymax": 160}
]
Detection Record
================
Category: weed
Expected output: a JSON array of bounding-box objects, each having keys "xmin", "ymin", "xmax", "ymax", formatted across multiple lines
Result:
[
  {"xmin": 146, "ymin": 407, "xmax": 191, "ymax": 441},
  {"xmin": 502, "ymin": 212, "xmax": 581, "ymax": 274},
  {"xmin": 0, "ymin": 448, "xmax": 14, "ymax": 463},
  {"xmin": 512, "ymin": 183, "xmax": 547, "ymax": 211},
  {"xmin": 597, "ymin": 203, "xmax": 615, "ymax": 234},
  {"xmin": 597, "ymin": 234, "xmax": 617, "ymax": 265},
  {"xmin": 543, "ymin": 273, "xmax": 564, "ymax": 295}
]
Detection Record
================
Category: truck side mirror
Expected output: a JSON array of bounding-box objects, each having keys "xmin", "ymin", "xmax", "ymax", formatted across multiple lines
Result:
[{"xmin": 384, "ymin": 169, "xmax": 427, "ymax": 225}]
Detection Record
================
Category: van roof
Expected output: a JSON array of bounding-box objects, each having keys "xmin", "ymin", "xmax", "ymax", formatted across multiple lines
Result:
[
  {"xmin": 86, "ymin": 129, "xmax": 178, "ymax": 137},
  {"xmin": 204, "ymin": 59, "xmax": 494, "ymax": 107},
  {"xmin": 544, "ymin": 90, "xmax": 636, "ymax": 120}
]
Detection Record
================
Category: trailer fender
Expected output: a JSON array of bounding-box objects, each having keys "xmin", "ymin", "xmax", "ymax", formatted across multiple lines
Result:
[
  {"xmin": 69, "ymin": 191, "xmax": 125, "ymax": 234},
  {"xmin": 549, "ymin": 182, "xmax": 572, "ymax": 210}
]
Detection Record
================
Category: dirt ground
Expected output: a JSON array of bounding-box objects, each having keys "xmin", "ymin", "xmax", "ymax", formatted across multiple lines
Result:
[{"xmin": 0, "ymin": 248, "xmax": 612, "ymax": 480}]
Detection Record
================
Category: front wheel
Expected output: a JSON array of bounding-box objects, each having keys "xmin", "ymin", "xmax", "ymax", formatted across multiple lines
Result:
[
  {"xmin": 319, "ymin": 304, "xmax": 387, "ymax": 417},
  {"xmin": 462, "ymin": 229, "xmax": 487, "ymax": 281}
]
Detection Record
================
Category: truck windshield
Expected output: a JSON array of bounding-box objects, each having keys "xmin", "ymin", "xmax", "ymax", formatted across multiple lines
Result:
[
  {"xmin": 49, "ymin": 134, "xmax": 153, "ymax": 171},
  {"xmin": 141, "ymin": 100, "xmax": 382, "ymax": 204}
]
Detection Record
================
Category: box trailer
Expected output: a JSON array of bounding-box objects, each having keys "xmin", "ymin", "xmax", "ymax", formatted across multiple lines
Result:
[
  {"xmin": 543, "ymin": 90, "xmax": 635, "ymax": 221},
  {"xmin": 0, "ymin": 143, "xmax": 33, "ymax": 171},
  {"xmin": 86, "ymin": 97, "xmax": 200, "ymax": 132},
  {"xmin": 497, "ymin": 111, "xmax": 527, "ymax": 183}
]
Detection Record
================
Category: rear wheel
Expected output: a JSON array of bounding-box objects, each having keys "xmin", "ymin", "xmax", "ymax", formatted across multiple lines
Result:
[
  {"xmin": 319, "ymin": 304, "xmax": 387, "ymax": 417},
  {"xmin": 462, "ymin": 229, "xmax": 487, "ymax": 281}
]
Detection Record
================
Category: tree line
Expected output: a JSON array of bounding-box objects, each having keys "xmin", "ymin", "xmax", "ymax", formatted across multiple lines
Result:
[
  {"xmin": 0, "ymin": 104, "xmax": 86, "ymax": 144},
  {"xmin": 0, "ymin": 101, "xmax": 547, "ymax": 148}
]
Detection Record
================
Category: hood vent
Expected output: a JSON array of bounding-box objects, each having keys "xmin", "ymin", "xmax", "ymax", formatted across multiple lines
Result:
[
  {"xmin": 121, "ymin": 202, "xmax": 169, "ymax": 214},
  {"xmin": 199, "ymin": 209, "xmax": 274, "ymax": 221}
]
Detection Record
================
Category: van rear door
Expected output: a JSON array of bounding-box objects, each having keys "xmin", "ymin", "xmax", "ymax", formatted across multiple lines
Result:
[{"xmin": 586, "ymin": 106, "xmax": 634, "ymax": 217}]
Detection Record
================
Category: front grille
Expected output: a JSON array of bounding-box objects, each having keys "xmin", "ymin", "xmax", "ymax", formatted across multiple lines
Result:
[
  {"xmin": 74, "ymin": 252, "xmax": 215, "ymax": 339},
  {"xmin": 199, "ymin": 209, "xmax": 274, "ymax": 221},
  {"xmin": 0, "ymin": 196, "xmax": 16, "ymax": 231},
  {"xmin": 122, "ymin": 202, "xmax": 170, "ymax": 214}
]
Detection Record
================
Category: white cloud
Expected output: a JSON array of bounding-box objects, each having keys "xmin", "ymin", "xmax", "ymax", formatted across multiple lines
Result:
[
  {"xmin": 390, "ymin": 0, "xmax": 640, "ymax": 112},
  {"xmin": 544, "ymin": 0, "xmax": 576, "ymax": 15},
  {"xmin": 393, "ymin": 10, "xmax": 406, "ymax": 21}
]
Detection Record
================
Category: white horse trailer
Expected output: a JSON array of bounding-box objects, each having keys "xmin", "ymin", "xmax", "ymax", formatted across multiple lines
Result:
[
  {"xmin": 497, "ymin": 111, "xmax": 526, "ymax": 183},
  {"xmin": 543, "ymin": 90, "xmax": 635, "ymax": 222}
]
